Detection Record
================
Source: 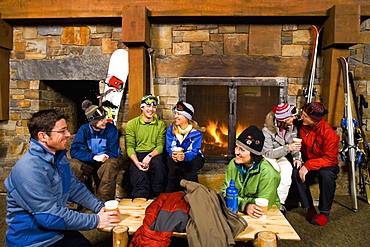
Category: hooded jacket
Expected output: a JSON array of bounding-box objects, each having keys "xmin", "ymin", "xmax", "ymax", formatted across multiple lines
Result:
[
  {"xmin": 262, "ymin": 111, "xmax": 301, "ymax": 161},
  {"xmin": 166, "ymin": 124, "xmax": 203, "ymax": 162},
  {"xmin": 221, "ymin": 158, "xmax": 280, "ymax": 212},
  {"xmin": 70, "ymin": 122, "xmax": 121, "ymax": 162},
  {"xmin": 5, "ymin": 139, "xmax": 104, "ymax": 247},
  {"xmin": 298, "ymin": 118, "xmax": 339, "ymax": 171}
]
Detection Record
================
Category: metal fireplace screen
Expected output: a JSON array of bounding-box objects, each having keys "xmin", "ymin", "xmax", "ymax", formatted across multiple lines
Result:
[{"xmin": 179, "ymin": 77, "xmax": 287, "ymax": 163}]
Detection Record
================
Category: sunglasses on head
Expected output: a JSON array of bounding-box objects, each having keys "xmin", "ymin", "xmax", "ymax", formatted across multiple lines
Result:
[
  {"xmin": 88, "ymin": 106, "xmax": 107, "ymax": 121},
  {"xmin": 173, "ymin": 101, "xmax": 193, "ymax": 116},
  {"xmin": 142, "ymin": 95, "xmax": 159, "ymax": 106}
]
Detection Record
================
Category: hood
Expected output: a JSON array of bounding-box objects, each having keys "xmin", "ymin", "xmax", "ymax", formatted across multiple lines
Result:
[{"xmin": 264, "ymin": 111, "xmax": 277, "ymax": 134}]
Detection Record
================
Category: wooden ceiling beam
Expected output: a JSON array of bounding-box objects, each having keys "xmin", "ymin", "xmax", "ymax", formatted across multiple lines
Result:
[{"xmin": 0, "ymin": 1, "xmax": 369, "ymax": 20}]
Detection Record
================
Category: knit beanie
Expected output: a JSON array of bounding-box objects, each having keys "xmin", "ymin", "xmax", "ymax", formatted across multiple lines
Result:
[
  {"xmin": 81, "ymin": 100, "xmax": 106, "ymax": 125},
  {"xmin": 236, "ymin": 125, "xmax": 265, "ymax": 155},
  {"xmin": 303, "ymin": 102, "xmax": 328, "ymax": 122},
  {"xmin": 271, "ymin": 103, "xmax": 297, "ymax": 121},
  {"xmin": 174, "ymin": 101, "xmax": 194, "ymax": 120}
]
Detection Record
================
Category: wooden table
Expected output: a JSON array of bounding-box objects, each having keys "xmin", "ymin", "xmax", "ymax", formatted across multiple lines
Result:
[{"xmin": 100, "ymin": 198, "xmax": 300, "ymax": 246}]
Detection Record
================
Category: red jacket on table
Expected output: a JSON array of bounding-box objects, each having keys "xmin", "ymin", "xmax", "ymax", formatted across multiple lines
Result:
[{"xmin": 299, "ymin": 118, "xmax": 340, "ymax": 171}]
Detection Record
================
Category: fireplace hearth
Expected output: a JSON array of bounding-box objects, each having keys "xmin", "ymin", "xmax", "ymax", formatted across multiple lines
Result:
[{"xmin": 179, "ymin": 77, "xmax": 287, "ymax": 163}]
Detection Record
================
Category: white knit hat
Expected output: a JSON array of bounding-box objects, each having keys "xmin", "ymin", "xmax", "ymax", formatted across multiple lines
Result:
[{"xmin": 174, "ymin": 101, "xmax": 194, "ymax": 120}]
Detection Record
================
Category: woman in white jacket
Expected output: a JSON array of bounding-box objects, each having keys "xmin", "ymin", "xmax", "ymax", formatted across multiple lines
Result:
[{"xmin": 262, "ymin": 103, "xmax": 302, "ymax": 214}]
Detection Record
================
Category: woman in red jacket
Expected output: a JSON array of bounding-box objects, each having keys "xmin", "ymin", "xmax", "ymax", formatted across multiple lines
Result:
[{"xmin": 294, "ymin": 102, "xmax": 340, "ymax": 226}]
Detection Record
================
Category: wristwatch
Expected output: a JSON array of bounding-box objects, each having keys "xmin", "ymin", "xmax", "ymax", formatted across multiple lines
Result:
[{"xmin": 148, "ymin": 154, "xmax": 153, "ymax": 158}]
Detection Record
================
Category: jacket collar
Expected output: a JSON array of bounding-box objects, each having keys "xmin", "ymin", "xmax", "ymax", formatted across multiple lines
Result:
[
  {"xmin": 139, "ymin": 116, "xmax": 158, "ymax": 125},
  {"xmin": 29, "ymin": 138, "xmax": 67, "ymax": 166}
]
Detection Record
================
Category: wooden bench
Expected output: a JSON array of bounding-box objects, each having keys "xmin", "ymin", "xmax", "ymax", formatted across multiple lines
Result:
[{"xmin": 100, "ymin": 198, "xmax": 300, "ymax": 246}]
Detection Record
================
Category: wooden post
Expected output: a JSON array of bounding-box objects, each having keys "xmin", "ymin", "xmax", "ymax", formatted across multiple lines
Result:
[
  {"xmin": 321, "ymin": 4, "xmax": 360, "ymax": 127},
  {"xmin": 0, "ymin": 15, "xmax": 12, "ymax": 120},
  {"xmin": 255, "ymin": 231, "xmax": 277, "ymax": 247},
  {"xmin": 122, "ymin": 5, "xmax": 150, "ymax": 119},
  {"xmin": 113, "ymin": 225, "xmax": 129, "ymax": 247}
]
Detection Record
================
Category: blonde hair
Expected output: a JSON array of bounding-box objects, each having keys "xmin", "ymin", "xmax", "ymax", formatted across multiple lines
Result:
[{"xmin": 172, "ymin": 119, "xmax": 206, "ymax": 134}]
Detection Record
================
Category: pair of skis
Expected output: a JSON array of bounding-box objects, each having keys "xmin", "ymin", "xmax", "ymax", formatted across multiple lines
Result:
[{"xmin": 339, "ymin": 57, "xmax": 370, "ymax": 212}]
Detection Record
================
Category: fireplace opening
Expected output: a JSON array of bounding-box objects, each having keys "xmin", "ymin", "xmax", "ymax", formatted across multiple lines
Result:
[
  {"xmin": 43, "ymin": 80, "xmax": 100, "ymax": 133},
  {"xmin": 179, "ymin": 77, "xmax": 287, "ymax": 163}
]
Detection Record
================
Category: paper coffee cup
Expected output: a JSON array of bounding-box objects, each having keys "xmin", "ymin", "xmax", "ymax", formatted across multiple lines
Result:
[
  {"xmin": 255, "ymin": 198, "xmax": 269, "ymax": 219},
  {"xmin": 105, "ymin": 200, "xmax": 119, "ymax": 212},
  {"xmin": 293, "ymin": 138, "xmax": 302, "ymax": 143}
]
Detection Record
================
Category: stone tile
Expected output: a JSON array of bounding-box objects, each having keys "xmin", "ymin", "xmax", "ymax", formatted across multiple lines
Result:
[
  {"xmin": 61, "ymin": 27, "xmax": 89, "ymax": 46},
  {"xmin": 224, "ymin": 34, "xmax": 248, "ymax": 55},
  {"xmin": 102, "ymin": 38, "xmax": 118, "ymax": 53},
  {"xmin": 18, "ymin": 100, "xmax": 31, "ymax": 108},
  {"xmin": 191, "ymin": 47, "xmax": 203, "ymax": 55},
  {"xmin": 282, "ymin": 45, "xmax": 303, "ymax": 56},
  {"xmin": 23, "ymin": 27, "xmax": 37, "ymax": 39},
  {"xmin": 292, "ymin": 29, "xmax": 311, "ymax": 44},
  {"xmin": 183, "ymin": 30, "xmax": 209, "ymax": 42},
  {"xmin": 151, "ymin": 26, "xmax": 172, "ymax": 49},
  {"xmin": 14, "ymin": 43, "xmax": 25, "ymax": 52},
  {"xmin": 249, "ymin": 25, "xmax": 281, "ymax": 56},
  {"xmin": 203, "ymin": 42, "xmax": 223, "ymax": 55},
  {"xmin": 219, "ymin": 25, "xmax": 235, "ymax": 34},
  {"xmin": 173, "ymin": 42, "xmax": 190, "ymax": 55},
  {"xmin": 37, "ymin": 25, "xmax": 63, "ymax": 36},
  {"xmin": 236, "ymin": 24, "xmax": 249, "ymax": 33},
  {"xmin": 360, "ymin": 31, "xmax": 370, "ymax": 44}
]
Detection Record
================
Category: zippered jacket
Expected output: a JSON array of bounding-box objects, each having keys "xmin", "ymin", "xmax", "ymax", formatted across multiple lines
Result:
[
  {"xmin": 221, "ymin": 158, "xmax": 280, "ymax": 212},
  {"xmin": 262, "ymin": 111, "xmax": 301, "ymax": 161},
  {"xmin": 166, "ymin": 124, "xmax": 203, "ymax": 162},
  {"xmin": 5, "ymin": 139, "xmax": 104, "ymax": 247},
  {"xmin": 298, "ymin": 119, "xmax": 339, "ymax": 171},
  {"xmin": 70, "ymin": 122, "xmax": 122, "ymax": 162}
]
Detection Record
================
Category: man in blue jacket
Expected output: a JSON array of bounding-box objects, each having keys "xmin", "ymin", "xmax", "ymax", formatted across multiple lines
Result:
[
  {"xmin": 70, "ymin": 100, "xmax": 123, "ymax": 202},
  {"xmin": 4, "ymin": 109, "xmax": 121, "ymax": 247}
]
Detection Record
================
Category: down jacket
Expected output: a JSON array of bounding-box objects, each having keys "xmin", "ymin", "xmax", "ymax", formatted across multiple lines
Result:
[{"xmin": 129, "ymin": 192, "xmax": 190, "ymax": 247}]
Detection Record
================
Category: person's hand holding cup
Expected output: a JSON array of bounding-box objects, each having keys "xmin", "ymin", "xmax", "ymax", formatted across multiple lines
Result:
[
  {"xmin": 172, "ymin": 147, "xmax": 184, "ymax": 162},
  {"xmin": 97, "ymin": 200, "xmax": 121, "ymax": 228},
  {"xmin": 255, "ymin": 198, "xmax": 269, "ymax": 219},
  {"xmin": 290, "ymin": 137, "xmax": 302, "ymax": 151}
]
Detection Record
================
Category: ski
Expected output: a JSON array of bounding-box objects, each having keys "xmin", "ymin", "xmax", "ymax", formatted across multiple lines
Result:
[
  {"xmin": 348, "ymin": 72, "xmax": 370, "ymax": 204},
  {"xmin": 303, "ymin": 25, "xmax": 319, "ymax": 103},
  {"xmin": 339, "ymin": 56, "xmax": 358, "ymax": 212}
]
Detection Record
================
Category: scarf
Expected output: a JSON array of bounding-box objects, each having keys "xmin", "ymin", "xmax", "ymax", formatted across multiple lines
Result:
[{"xmin": 175, "ymin": 124, "xmax": 193, "ymax": 144}]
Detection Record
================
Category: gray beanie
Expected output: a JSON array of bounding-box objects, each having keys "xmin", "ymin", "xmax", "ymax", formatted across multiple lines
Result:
[{"xmin": 81, "ymin": 100, "xmax": 106, "ymax": 125}]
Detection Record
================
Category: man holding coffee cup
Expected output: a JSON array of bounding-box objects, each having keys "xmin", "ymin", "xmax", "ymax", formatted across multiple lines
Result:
[
  {"xmin": 262, "ymin": 103, "xmax": 302, "ymax": 214},
  {"xmin": 4, "ymin": 109, "xmax": 121, "ymax": 247}
]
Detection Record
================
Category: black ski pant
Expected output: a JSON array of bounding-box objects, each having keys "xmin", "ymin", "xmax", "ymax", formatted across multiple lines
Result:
[
  {"xmin": 165, "ymin": 155, "xmax": 205, "ymax": 193},
  {"xmin": 129, "ymin": 152, "xmax": 167, "ymax": 199},
  {"xmin": 293, "ymin": 165, "xmax": 339, "ymax": 212}
]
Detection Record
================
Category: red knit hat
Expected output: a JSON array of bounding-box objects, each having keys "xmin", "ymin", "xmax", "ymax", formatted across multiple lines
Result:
[
  {"xmin": 271, "ymin": 103, "xmax": 297, "ymax": 121},
  {"xmin": 302, "ymin": 102, "xmax": 328, "ymax": 121}
]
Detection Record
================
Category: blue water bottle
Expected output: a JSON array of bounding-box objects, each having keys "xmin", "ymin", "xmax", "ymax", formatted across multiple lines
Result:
[{"xmin": 226, "ymin": 179, "xmax": 238, "ymax": 213}]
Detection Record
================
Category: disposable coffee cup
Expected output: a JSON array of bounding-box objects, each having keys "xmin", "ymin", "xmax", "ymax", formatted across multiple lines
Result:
[
  {"xmin": 173, "ymin": 147, "xmax": 184, "ymax": 155},
  {"xmin": 105, "ymin": 200, "xmax": 119, "ymax": 213},
  {"xmin": 255, "ymin": 198, "xmax": 269, "ymax": 219},
  {"xmin": 293, "ymin": 138, "xmax": 302, "ymax": 143}
]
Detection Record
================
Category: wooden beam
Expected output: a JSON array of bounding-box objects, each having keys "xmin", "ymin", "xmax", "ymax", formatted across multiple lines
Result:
[
  {"xmin": 0, "ymin": 1, "xmax": 369, "ymax": 20},
  {"xmin": 122, "ymin": 5, "xmax": 150, "ymax": 47},
  {"xmin": 322, "ymin": 48, "xmax": 348, "ymax": 128},
  {"xmin": 128, "ymin": 46, "xmax": 147, "ymax": 120},
  {"xmin": 0, "ymin": 17, "xmax": 12, "ymax": 120},
  {"xmin": 322, "ymin": 4, "xmax": 361, "ymax": 49}
]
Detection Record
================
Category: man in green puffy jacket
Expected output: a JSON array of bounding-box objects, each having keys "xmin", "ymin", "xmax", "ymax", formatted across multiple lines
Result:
[{"xmin": 221, "ymin": 125, "xmax": 280, "ymax": 218}]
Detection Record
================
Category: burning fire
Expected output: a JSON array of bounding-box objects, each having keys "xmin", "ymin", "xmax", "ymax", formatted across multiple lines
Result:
[{"xmin": 204, "ymin": 120, "xmax": 248, "ymax": 149}]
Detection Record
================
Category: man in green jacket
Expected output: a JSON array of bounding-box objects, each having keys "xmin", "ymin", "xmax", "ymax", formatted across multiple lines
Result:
[
  {"xmin": 221, "ymin": 125, "xmax": 280, "ymax": 218},
  {"xmin": 125, "ymin": 95, "xmax": 167, "ymax": 198}
]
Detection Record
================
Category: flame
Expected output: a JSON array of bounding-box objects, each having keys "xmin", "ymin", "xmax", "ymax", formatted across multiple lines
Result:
[{"xmin": 206, "ymin": 121, "xmax": 224, "ymax": 144}]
